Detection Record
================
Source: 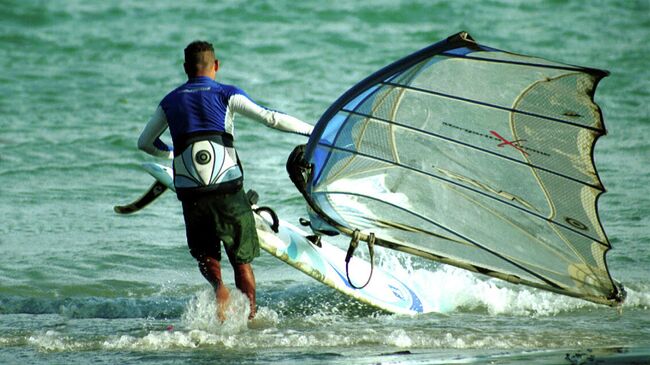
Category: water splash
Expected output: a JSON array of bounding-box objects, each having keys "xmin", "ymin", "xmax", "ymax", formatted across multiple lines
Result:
[
  {"xmin": 375, "ymin": 250, "xmax": 598, "ymax": 316},
  {"xmin": 181, "ymin": 289, "xmax": 250, "ymax": 333},
  {"xmin": 622, "ymin": 284, "xmax": 650, "ymax": 309}
]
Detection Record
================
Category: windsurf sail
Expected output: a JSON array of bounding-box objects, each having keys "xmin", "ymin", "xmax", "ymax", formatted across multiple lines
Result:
[{"xmin": 288, "ymin": 32, "xmax": 625, "ymax": 306}]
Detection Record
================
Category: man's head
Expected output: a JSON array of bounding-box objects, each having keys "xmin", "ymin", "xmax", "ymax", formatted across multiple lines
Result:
[{"xmin": 183, "ymin": 40, "xmax": 219, "ymax": 79}]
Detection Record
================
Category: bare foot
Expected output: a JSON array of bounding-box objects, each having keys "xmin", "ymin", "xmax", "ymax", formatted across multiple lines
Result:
[{"xmin": 216, "ymin": 284, "xmax": 230, "ymax": 322}]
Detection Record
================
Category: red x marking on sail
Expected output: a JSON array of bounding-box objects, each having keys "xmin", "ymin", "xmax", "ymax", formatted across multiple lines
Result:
[{"xmin": 489, "ymin": 130, "xmax": 529, "ymax": 156}]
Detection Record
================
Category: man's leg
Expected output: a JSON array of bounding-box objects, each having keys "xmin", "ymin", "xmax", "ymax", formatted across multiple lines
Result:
[
  {"xmin": 219, "ymin": 188, "xmax": 260, "ymax": 319},
  {"xmin": 197, "ymin": 255, "xmax": 230, "ymax": 321},
  {"xmin": 232, "ymin": 262, "xmax": 256, "ymax": 319}
]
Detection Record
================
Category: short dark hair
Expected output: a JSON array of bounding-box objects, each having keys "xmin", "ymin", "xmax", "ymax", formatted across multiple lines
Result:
[{"xmin": 183, "ymin": 40, "xmax": 216, "ymax": 76}]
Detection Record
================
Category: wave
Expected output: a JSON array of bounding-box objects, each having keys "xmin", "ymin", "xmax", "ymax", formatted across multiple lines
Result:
[{"xmin": 0, "ymin": 295, "xmax": 185, "ymax": 319}]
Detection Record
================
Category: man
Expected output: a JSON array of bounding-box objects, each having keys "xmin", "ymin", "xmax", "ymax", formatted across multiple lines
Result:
[{"xmin": 137, "ymin": 41, "xmax": 312, "ymax": 320}]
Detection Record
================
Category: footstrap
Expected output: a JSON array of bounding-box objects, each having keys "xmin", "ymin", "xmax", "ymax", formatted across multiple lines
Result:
[{"xmin": 254, "ymin": 206, "xmax": 279, "ymax": 233}]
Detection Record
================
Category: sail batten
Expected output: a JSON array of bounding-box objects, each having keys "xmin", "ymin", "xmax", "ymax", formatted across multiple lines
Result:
[
  {"xmin": 441, "ymin": 53, "xmax": 607, "ymax": 74},
  {"xmin": 290, "ymin": 32, "xmax": 624, "ymax": 306}
]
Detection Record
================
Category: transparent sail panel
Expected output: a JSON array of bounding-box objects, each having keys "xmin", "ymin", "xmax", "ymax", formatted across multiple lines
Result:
[{"xmin": 301, "ymin": 32, "xmax": 621, "ymax": 305}]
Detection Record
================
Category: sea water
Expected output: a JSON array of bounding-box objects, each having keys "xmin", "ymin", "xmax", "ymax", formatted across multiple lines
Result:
[{"xmin": 1, "ymin": 1, "xmax": 649, "ymax": 364}]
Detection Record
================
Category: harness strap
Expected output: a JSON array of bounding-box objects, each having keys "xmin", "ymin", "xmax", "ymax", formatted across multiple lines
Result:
[{"xmin": 345, "ymin": 229, "xmax": 375, "ymax": 289}]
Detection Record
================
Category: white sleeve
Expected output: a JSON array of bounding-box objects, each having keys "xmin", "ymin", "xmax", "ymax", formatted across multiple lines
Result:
[
  {"xmin": 137, "ymin": 105, "xmax": 174, "ymax": 159},
  {"xmin": 228, "ymin": 94, "xmax": 313, "ymax": 136}
]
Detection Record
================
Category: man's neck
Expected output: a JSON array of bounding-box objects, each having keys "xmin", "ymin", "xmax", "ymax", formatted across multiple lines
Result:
[{"xmin": 188, "ymin": 70, "xmax": 215, "ymax": 80}]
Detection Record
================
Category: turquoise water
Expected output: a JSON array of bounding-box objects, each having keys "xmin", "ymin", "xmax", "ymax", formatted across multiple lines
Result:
[{"xmin": 1, "ymin": 0, "xmax": 649, "ymax": 364}]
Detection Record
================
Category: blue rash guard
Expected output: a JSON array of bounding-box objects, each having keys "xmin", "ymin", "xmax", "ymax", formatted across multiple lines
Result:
[
  {"xmin": 162, "ymin": 77, "xmax": 248, "ymax": 147},
  {"xmin": 138, "ymin": 76, "xmax": 313, "ymax": 199}
]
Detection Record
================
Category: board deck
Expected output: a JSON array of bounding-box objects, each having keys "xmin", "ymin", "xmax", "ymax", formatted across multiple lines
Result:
[{"xmin": 138, "ymin": 162, "xmax": 448, "ymax": 314}]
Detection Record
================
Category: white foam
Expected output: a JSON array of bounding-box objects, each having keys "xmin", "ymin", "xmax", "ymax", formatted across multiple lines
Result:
[
  {"xmin": 621, "ymin": 284, "xmax": 650, "ymax": 309},
  {"xmin": 98, "ymin": 289, "xmax": 281, "ymax": 351},
  {"xmin": 34, "ymin": 324, "xmax": 574, "ymax": 353},
  {"xmin": 375, "ymin": 250, "xmax": 597, "ymax": 316},
  {"xmin": 181, "ymin": 289, "xmax": 248, "ymax": 333},
  {"xmin": 386, "ymin": 329, "xmax": 414, "ymax": 347},
  {"xmin": 181, "ymin": 288, "xmax": 283, "ymax": 332},
  {"xmin": 27, "ymin": 330, "xmax": 82, "ymax": 352}
]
